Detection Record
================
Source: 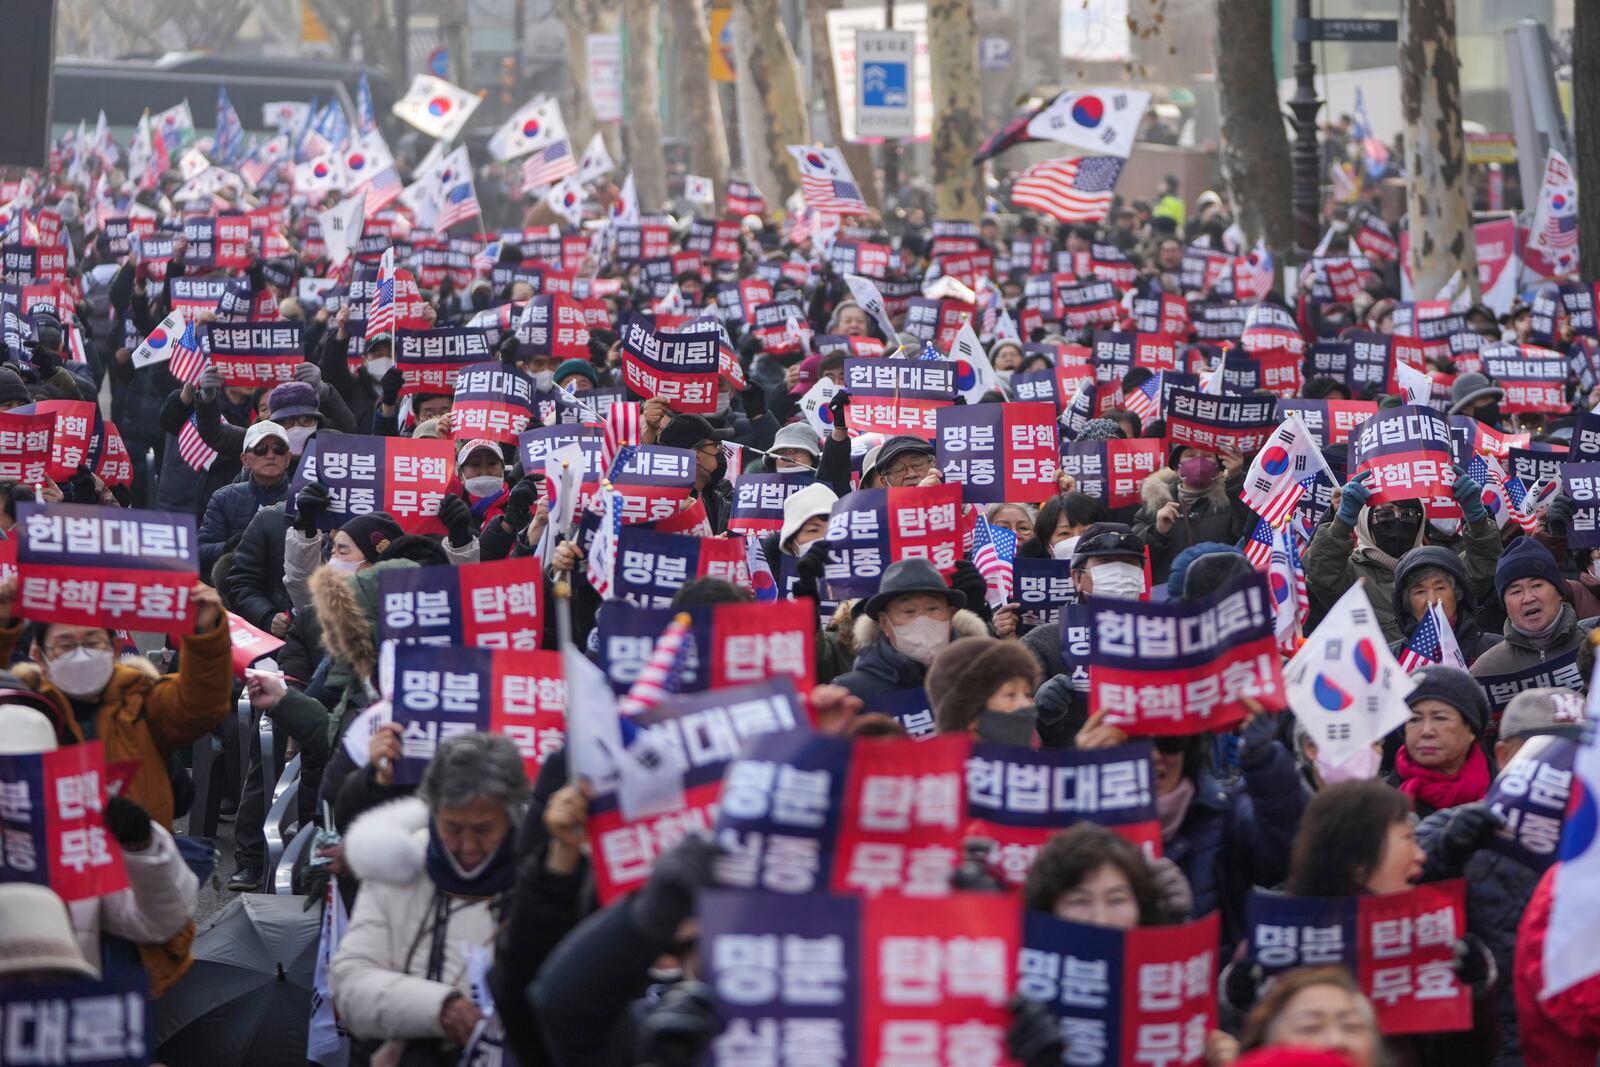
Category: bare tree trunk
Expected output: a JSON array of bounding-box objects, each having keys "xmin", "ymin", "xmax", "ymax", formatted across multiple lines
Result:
[
  {"xmin": 439, "ymin": 0, "xmax": 472, "ymax": 89},
  {"xmin": 927, "ymin": 0, "xmax": 983, "ymax": 221},
  {"xmin": 1400, "ymin": 0, "xmax": 1478, "ymax": 297},
  {"xmin": 552, "ymin": 0, "xmax": 623, "ymax": 164},
  {"xmin": 305, "ymin": 0, "xmax": 400, "ymax": 87},
  {"xmin": 737, "ymin": 0, "xmax": 811, "ymax": 205},
  {"xmin": 801, "ymin": 0, "xmax": 879, "ymax": 209},
  {"xmin": 731, "ymin": 4, "xmax": 777, "ymax": 204},
  {"xmin": 1214, "ymin": 0, "xmax": 1295, "ymax": 251},
  {"xmin": 1576, "ymin": 0, "xmax": 1600, "ymax": 283},
  {"xmin": 623, "ymin": 0, "xmax": 669, "ymax": 210},
  {"xmin": 665, "ymin": 0, "xmax": 732, "ymax": 199}
]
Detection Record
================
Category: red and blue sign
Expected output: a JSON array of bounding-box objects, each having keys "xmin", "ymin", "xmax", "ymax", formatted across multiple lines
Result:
[{"xmin": 0, "ymin": 741, "xmax": 128, "ymax": 902}]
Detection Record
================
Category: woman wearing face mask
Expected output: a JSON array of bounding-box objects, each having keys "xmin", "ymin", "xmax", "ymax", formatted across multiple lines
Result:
[
  {"xmin": 1291, "ymin": 719, "xmax": 1384, "ymax": 795},
  {"xmin": 831, "ymin": 558, "xmax": 988, "ymax": 702},
  {"xmin": 284, "ymin": 499, "xmax": 407, "ymax": 608},
  {"xmin": 926, "ymin": 635, "xmax": 1044, "ymax": 746},
  {"xmin": 1305, "ymin": 467, "xmax": 1501, "ymax": 645},
  {"xmin": 1134, "ymin": 445, "xmax": 1252, "ymax": 585},
  {"xmin": 1388, "ymin": 547, "xmax": 1501, "ymax": 666}
]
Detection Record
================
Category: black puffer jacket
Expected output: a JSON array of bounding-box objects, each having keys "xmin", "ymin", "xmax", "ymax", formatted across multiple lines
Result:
[
  {"xmin": 831, "ymin": 609, "xmax": 990, "ymax": 702},
  {"xmin": 226, "ymin": 503, "xmax": 290, "ymax": 629},
  {"xmin": 1132, "ymin": 467, "xmax": 1252, "ymax": 585},
  {"xmin": 1387, "ymin": 545, "xmax": 1502, "ymax": 667},
  {"xmin": 198, "ymin": 476, "xmax": 290, "ymax": 577}
]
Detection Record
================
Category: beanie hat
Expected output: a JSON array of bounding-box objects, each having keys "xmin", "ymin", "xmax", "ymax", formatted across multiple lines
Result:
[
  {"xmin": 553, "ymin": 358, "xmax": 599, "ymax": 389},
  {"xmin": 1167, "ymin": 542, "xmax": 1238, "ymax": 601},
  {"xmin": 925, "ymin": 636, "xmax": 1041, "ymax": 735},
  {"xmin": 1182, "ymin": 549, "xmax": 1256, "ymax": 602},
  {"xmin": 1405, "ymin": 665, "xmax": 1489, "ymax": 737},
  {"xmin": 1494, "ymin": 536, "xmax": 1567, "ymax": 604},
  {"xmin": 1075, "ymin": 418, "xmax": 1123, "ymax": 442},
  {"xmin": 339, "ymin": 512, "xmax": 405, "ymax": 564},
  {"xmin": 0, "ymin": 368, "xmax": 31, "ymax": 407}
]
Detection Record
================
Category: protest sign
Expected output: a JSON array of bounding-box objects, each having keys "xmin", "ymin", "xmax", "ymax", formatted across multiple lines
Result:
[
  {"xmin": 450, "ymin": 363, "xmax": 537, "ymax": 443},
  {"xmin": 0, "ymin": 741, "xmax": 127, "ymax": 901},
  {"xmin": 615, "ymin": 527, "xmax": 750, "ymax": 607},
  {"xmin": 596, "ymin": 599, "xmax": 817, "ymax": 696},
  {"xmin": 1009, "ymin": 370, "xmax": 1058, "ymax": 406},
  {"xmin": 518, "ymin": 425, "xmax": 604, "ymax": 507},
  {"xmin": 1475, "ymin": 651, "xmax": 1584, "ymax": 736},
  {"xmin": 226, "ymin": 610, "xmax": 286, "ymax": 678},
  {"xmin": 16, "ymin": 503, "xmax": 196, "ymax": 636},
  {"xmin": 822, "ymin": 483, "xmax": 964, "ymax": 599},
  {"xmin": 1484, "ymin": 732, "xmax": 1577, "ymax": 872},
  {"xmin": 0, "ymin": 969, "xmax": 149, "ymax": 1067},
  {"xmin": 1563, "ymin": 462, "xmax": 1600, "ymax": 548},
  {"xmin": 901, "ymin": 297, "xmax": 972, "ymax": 351},
  {"xmin": 387, "ymin": 644, "xmax": 566, "ymax": 783},
  {"xmin": 1347, "ymin": 405, "xmax": 1456, "ymax": 511},
  {"xmin": 20, "ymin": 399, "xmax": 95, "ymax": 482},
  {"xmin": 1164, "ymin": 388, "xmax": 1279, "ymax": 455},
  {"xmin": 1086, "ymin": 573, "xmax": 1286, "ymax": 734},
  {"xmin": 0, "ymin": 410, "xmax": 53, "ymax": 485},
  {"xmin": 1247, "ymin": 881, "xmax": 1471, "ymax": 1035},
  {"xmin": 863, "ymin": 688, "xmax": 937, "ymax": 739},
  {"xmin": 729, "ymin": 472, "xmax": 816, "ymax": 534},
  {"xmin": 377, "ymin": 556, "xmax": 543, "ymax": 649},
  {"xmin": 290, "ymin": 432, "xmax": 456, "ymax": 535},
  {"xmin": 1057, "ymin": 279, "xmax": 1121, "ymax": 330},
  {"xmin": 1015, "ymin": 557, "xmax": 1077, "ymax": 627},
  {"xmin": 832, "ymin": 733, "xmax": 970, "ymax": 896},
  {"xmin": 203, "ymin": 320, "xmax": 304, "ymax": 388},
  {"xmin": 1130, "ymin": 292, "xmax": 1191, "ymax": 336},
  {"xmin": 844, "ymin": 357, "xmax": 956, "ymax": 438},
  {"xmin": 395, "ymin": 326, "xmax": 491, "ymax": 399},
  {"xmin": 1481, "ymin": 344, "xmax": 1569, "ymax": 414},
  {"xmin": 1057, "ymin": 439, "xmax": 1165, "ymax": 509},
  {"xmin": 935, "ymin": 402, "xmax": 1058, "ymax": 504},
  {"xmin": 1021, "ymin": 910, "xmax": 1220, "ymax": 1067},
  {"xmin": 619, "ymin": 317, "xmax": 720, "ymax": 413},
  {"xmin": 608, "ymin": 445, "xmax": 697, "ymax": 523},
  {"xmin": 1274, "ymin": 399, "xmax": 1377, "ymax": 448},
  {"xmin": 590, "ymin": 679, "xmax": 806, "ymax": 903}
]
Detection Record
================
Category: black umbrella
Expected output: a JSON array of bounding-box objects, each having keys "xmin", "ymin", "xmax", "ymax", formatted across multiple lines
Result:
[{"xmin": 153, "ymin": 893, "xmax": 321, "ymax": 1067}]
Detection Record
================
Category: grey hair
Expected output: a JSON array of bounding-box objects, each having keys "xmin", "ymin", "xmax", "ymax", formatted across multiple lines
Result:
[{"xmin": 419, "ymin": 732, "xmax": 530, "ymax": 817}]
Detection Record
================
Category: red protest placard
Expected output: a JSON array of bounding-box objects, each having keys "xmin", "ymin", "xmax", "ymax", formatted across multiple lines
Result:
[
  {"xmin": 1358, "ymin": 880, "xmax": 1472, "ymax": 1034},
  {"xmin": 0, "ymin": 410, "xmax": 54, "ymax": 486},
  {"xmin": 0, "ymin": 742, "xmax": 128, "ymax": 902},
  {"xmin": 382, "ymin": 438, "xmax": 457, "ymax": 535},
  {"xmin": 95, "ymin": 421, "xmax": 133, "ymax": 488},
  {"xmin": 28, "ymin": 399, "xmax": 95, "ymax": 482},
  {"xmin": 226, "ymin": 610, "xmax": 286, "ymax": 678},
  {"xmin": 486, "ymin": 649, "xmax": 567, "ymax": 777},
  {"xmin": 215, "ymin": 213, "xmax": 253, "ymax": 270},
  {"xmin": 705, "ymin": 599, "xmax": 817, "ymax": 695},
  {"xmin": 1105, "ymin": 439, "xmax": 1166, "ymax": 509},
  {"xmin": 831, "ymin": 733, "xmax": 970, "ymax": 897}
]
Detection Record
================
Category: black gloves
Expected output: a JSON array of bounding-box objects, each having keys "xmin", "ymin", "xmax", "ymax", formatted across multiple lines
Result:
[
  {"xmin": 504, "ymin": 475, "xmax": 538, "ymax": 533},
  {"xmin": 827, "ymin": 387, "xmax": 850, "ymax": 429},
  {"xmin": 635, "ymin": 981, "xmax": 717, "ymax": 1067},
  {"xmin": 630, "ymin": 835, "xmax": 721, "ymax": 941},
  {"xmin": 1222, "ymin": 959, "xmax": 1266, "ymax": 1012},
  {"xmin": 1453, "ymin": 932, "xmax": 1495, "ymax": 988},
  {"xmin": 949, "ymin": 559, "xmax": 989, "ymax": 618},
  {"xmin": 437, "ymin": 494, "xmax": 475, "ymax": 547},
  {"xmin": 739, "ymin": 381, "xmax": 766, "ymax": 422},
  {"xmin": 294, "ymin": 482, "xmax": 329, "ymax": 537},
  {"xmin": 1237, "ymin": 710, "xmax": 1280, "ymax": 769},
  {"xmin": 1546, "ymin": 492, "xmax": 1573, "ymax": 538},
  {"xmin": 1007, "ymin": 997, "xmax": 1064, "ymax": 1067},
  {"xmin": 380, "ymin": 366, "xmax": 404, "ymax": 408},
  {"xmin": 103, "ymin": 795, "xmax": 152, "ymax": 851},
  {"xmin": 792, "ymin": 537, "xmax": 832, "ymax": 602},
  {"xmin": 1435, "ymin": 802, "xmax": 1504, "ymax": 874}
]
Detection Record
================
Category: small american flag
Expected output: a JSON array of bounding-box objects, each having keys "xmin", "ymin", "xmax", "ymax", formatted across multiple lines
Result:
[
  {"xmin": 435, "ymin": 175, "xmax": 481, "ymax": 231},
  {"xmin": 601, "ymin": 401, "xmax": 642, "ymax": 476},
  {"xmin": 971, "ymin": 514, "xmax": 1017, "ymax": 609},
  {"xmin": 619, "ymin": 612, "xmax": 696, "ymax": 715},
  {"xmin": 726, "ymin": 180, "xmax": 765, "ymax": 216},
  {"xmin": 586, "ymin": 483, "xmax": 624, "ymax": 598},
  {"xmin": 473, "ymin": 240, "xmax": 501, "ymax": 274},
  {"xmin": 169, "ymin": 318, "xmax": 209, "ymax": 386},
  {"xmin": 918, "ymin": 340, "xmax": 941, "ymax": 361},
  {"xmin": 1233, "ymin": 240, "xmax": 1274, "ymax": 302},
  {"xmin": 1010, "ymin": 156, "xmax": 1123, "ymax": 223},
  {"xmin": 1244, "ymin": 516, "xmax": 1276, "ymax": 570},
  {"xmin": 1124, "ymin": 371, "xmax": 1162, "ymax": 423},
  {"xmin": 1503, "ymin": 475, "xmax": 1539, "ymax": 534},
  {"xmin": 359, "ymin": 167, "xmax": 404, "ymax": 215},
  {"xmin": 521, "ymin": 139, "xmax": 578, "ymax": 193},
  {"xmin": 177, "ymin": 415, "xmax": 218, "ymax": 471},
  {"xmin": 366, "ymin": 247, "xmax": 397, "ymax": 339},
  {"xmin": 798, "ymin": 174, "xmax": 866, "ymax": 216},
  {"xmin": 1398, "ymin": 601, "xmax": 1466, "ymax": 672}
]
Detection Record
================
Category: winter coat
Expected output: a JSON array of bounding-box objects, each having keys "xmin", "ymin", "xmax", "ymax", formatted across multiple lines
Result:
[
  {"xmin": 1305, "ymin": 512, "xmax": 1501, "ymax": 645},
  {"xmin": 153, "ymin": 391, "xmax": 202, "ymax": 514},
  {"xmin": 198, "ymin": 476, "xmax": 291, "ymax": 578},
  {"xmin": 1417, "ymin": 808, "xmax": 1541, "ymax": 1066},
  {"xmin": 1515, "ymin": 864, "xmax": 1600, "ymax": 1064},
  {"xmin": 1565, "ymin": 574, "xmax": 1600, "ymax": 620},
  {"xmin": 1131, "ymin": 468, "xmax": 1252, "ymax": 584},
  {"xmin": 225, "ymin": 504, "xmax": 290, "ymax": 630},
  {"xmin": 69, "ymin": 822, "xmax": 198, "ymax": 996},
  {"xmin": 1468, "ymin": 608, "xmax": 1589, "ymax": 713},
  {"xmin": 282, "ymin": 527, "xmax": 475, "ymax": 611},
  {"xmin": 332, "ymin": 797, "xmax": 505, "ymax": 1049},
  {"xmin": 318, "ymin": 327, "xmax": 379, "ymax": 431},
  {"xmin": 1386, "ymin": 545, "xmax": 1503, "ymax": 666},
  {"xmin": 831, "ymin": 609, "xmax": 990, "ymax": 703}
]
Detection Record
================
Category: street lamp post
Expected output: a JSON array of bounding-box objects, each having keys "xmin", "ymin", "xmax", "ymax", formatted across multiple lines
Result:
[{"xmin": 1287, "ymin": 0, "xmax": 1323, "ymax": 252}]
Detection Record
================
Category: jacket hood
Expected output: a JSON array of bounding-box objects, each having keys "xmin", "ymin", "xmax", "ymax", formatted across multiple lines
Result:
[
  {"xmin": 310, "ymin": 558, "xmax": 420, "ymax": 677},
  {"xmin": 1389, "ymin": 545, "xmax": 1475, "ymax": 625},
  {"xmin": 1139, "ymin": 467, "xmax": 1229, "ymax": 513},
  {"xmin": 1353, "ymin": 505, "xmax": 1424, "ymax": 564},
  {"xmin": 849, "ymin": 609, "xmax": 989, "ymax": 684},
  {"xmin": 343, "ymin": 795, "xmax": 429, "ymax": 885}
]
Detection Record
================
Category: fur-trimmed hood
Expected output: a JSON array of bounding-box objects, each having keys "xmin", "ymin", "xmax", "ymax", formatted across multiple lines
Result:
[
  {"xmin": 1140, "ymin": 466, "xmax": 1230, "ymax": 513},
  {"xmin": 343, "ymin": 795, "xmax": 429, "ymax": 886},
  {"xmin": 850, "ymin": 608, "xmax": 989, "ymax": 652},
  {"xmin": 310, "ymin": 558, "xmax": 419, "ymax": 677}
]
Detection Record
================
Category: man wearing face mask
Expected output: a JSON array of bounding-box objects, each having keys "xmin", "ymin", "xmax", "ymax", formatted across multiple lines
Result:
[
  {"xmin": 832, "ymin": 558, "xmax": 989, "ymax": 702},
  {"xmin": 1448, "ymin": 373, "xmax": 1505, "ymax": 430},
  {"xmin": 1071, "ymin": 527, "xmax": 1150, "ymax": 601},
  {"xmin": 1133, "ymin": 445, "xmax": 1251, "ymax": 584},
  {"xmin": 652, "ymin": 411, "xmax": 735, "ymax": 534},
  {"xmin": 1305, "ymin": 466, "xmax": 1501, "ymax": 644}
]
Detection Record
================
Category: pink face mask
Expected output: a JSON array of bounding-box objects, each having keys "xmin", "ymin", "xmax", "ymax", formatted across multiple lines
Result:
[
  {"xmin": 1177, "ymin": 456, "xmax": 1218, "ymax": 487},
  {"xmin": 1316, "ymin": 746, "xmax": 1381, "ymax": 785}
]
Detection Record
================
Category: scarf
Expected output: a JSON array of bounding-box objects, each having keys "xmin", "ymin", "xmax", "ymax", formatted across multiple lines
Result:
[
  {"xmin": 1157, "ymin": 777, "xmax": 1196, "ymax": 841},
  {"xmin": 1509, "ymin": 602, "xmax": 1575, "ymax": 651},
  {"xmin": 1393, "ymin": 745, "xmax": 1491, "ymax": 811},
  {"xmin": 424, "ymin": 819, "xmax": 518, "ymax": 898},
  {"xmin": 1176, "ymin": 482, "xmax": 1211, "ymax": 508}
]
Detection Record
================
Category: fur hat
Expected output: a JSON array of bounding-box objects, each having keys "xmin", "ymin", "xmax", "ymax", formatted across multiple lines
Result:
[{"xmin": 925, "ymin": 636, "xmax": 1041, "ymax": 735}]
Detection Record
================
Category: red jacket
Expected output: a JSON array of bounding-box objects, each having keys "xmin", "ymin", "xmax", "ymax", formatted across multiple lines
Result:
[{"xmin": 1515, "ymin": 864, "xmax": 1600, "ymax": 1065}]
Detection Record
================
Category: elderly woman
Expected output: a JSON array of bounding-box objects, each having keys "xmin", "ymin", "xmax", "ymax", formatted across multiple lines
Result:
[
  {"xmin": 332, "ymin": 733, "xmax": 527, "ymax": 1062},
  {"xmin": 1231, "ymin": 967, "xmax": 1382, "ymax": 1067}
]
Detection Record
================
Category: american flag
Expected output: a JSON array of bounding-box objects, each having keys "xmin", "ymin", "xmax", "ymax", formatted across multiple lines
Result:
[
  {"xmin": 1244, "ymin": 516, "xmax": 1276, "ymax": 570},
  {"xmin": 169, "ymin": 317, "xmax": 209, "ymax": 386},
  {"xmin": 1398, "ymin": 601, "xmax": 1466, "ymax": 672},
  {"xmin": 1124, "ymin": 371, "xmax": 1162, "ymax": 423},
  {"xmin": 726, "ymin": 180, "xmax": 765, "ymax": 216},
  {"xmin": 918, "ymin": 340, "xmax": 941, "ymax": 361},
  {"xmin": 586, "ymin": 482, "xmax": 624, "ymax": 598},
  {"xmin": 1353, "ymin": 88, "xmax": 1390, "ymax": 180},
  {"xmin": 601, "ymin": 401, "xmax": 642, "ymax": 476},
  {"xmin": 619, "ymin": 612, "xmax": 696, "ymax": 715},
  {"xmin": 1503, "ymin": 475, "xmax": 1540, "ymax": 534},
  {"xmin": 435, "ymin": 175, "xmax": 481, "ymax": 231},
  {"xmin": 1268, "ymin": 524, "xmax": 1310, "ymax": 652},
  {"xmin": 473, "ymin": 240, "xmax": 501, "ymax": 275},
  {"xmin": 521, "ymin": 139, "xmax": 578, "ymax": 193},
  {"xmin": 971, "ymin": 514, "xmax": 1017, "ymax": 609},
  {"xmin": 359, "ymin": 167, "xmax": 404, "ymax": 215},
  {"xmin": 366, "ymin": 247, "xmax": 397, "ymax": 339},
  {"xmin": 1233, "ymin": 240, "xmax": 1275, "ymax": 302},
  {"xmin": 798, "ymin": 173, "xmax": 866, "ymax": 216},
  {"xmin": 177, "ymin": 415, "xmax": 218, "ymax": 471},
  {"xmin": 1010, "ymin": 156, "xmax": 1123, "ymax": 223}
]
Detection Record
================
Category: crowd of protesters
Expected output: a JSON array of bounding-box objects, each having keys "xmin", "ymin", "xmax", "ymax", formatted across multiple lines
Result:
[{"xmin": 0, "ymin": 106, "xmax": 1597, "ymax": 1067}]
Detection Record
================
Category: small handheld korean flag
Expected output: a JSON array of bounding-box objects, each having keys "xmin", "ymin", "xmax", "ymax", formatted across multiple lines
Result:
[
  {"xmin": 578, "ymin": 131, "xmax": 615, "ymax": 185},
  {"xmin": 799, "ymin": 378, "xmax": 842, "ymax": 438},
  {"xmin": 1394, "ymin": 359, "xmax": 1432, "ymax": 406},
  {"xmin": 488, "ymin": 96, "xmax": 565, "ymax": 162},
  {"xmin": 948, "ymin": 318, "xmax": 1000, "ymax": 403},
  {"xmin": 684, "ymin": 174, "xmax": 714, "ymax": 206},
  {"xmin": 545, "ymin": 175, "xmax": 585, "ymax": 227},
  {"xmin": 842, "ymin": 272, "xmax": 901, "ymax": 346},
  {"xmin": 318, "ymin": 189, "xmax": 368, "ymax": 267},
  {"xmin": 1282, "ymin": 581, "xmax": 1415, "ymax": 765},
  {"xmin": 1240, "ymin": 412, "xmax": 1332, "ymax": 528},
  {"xmin": 132, "ymin": 307, "xmax": 187, "ymax": 370},
  {"xmin": 391, "ymin": 74, "xmax": 481, "ymax": 142}
]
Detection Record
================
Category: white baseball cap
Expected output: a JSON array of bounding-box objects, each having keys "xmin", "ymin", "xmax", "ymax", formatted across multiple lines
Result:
[{"xmin": 242, "ymin": 420, "xmax": 290, "ymax": 452}]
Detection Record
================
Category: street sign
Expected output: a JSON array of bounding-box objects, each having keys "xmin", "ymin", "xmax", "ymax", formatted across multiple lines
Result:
[
  {"xmin": 855, "ymin": 29, "xmax": 915, "ymax": 140},
  {"xmin": 1294, "ymin": 18, "xmax": 1398, "ymax": 42},
  {"xmin": 980, "ymin": 36, "xmax": 1013, "ymax": 71}
]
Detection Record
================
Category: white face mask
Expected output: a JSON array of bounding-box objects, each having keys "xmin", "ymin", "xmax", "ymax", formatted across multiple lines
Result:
[
  {"xmin": 1315, "ymin": 745, "xmax": 1381, "ymax": 785},
  {"xmin": 1088, "ymin": 560, "xmax": 1145, "ymax": 600},
  {"xmin": 365, "ymin": 356, "xmax": 394, "ymax": 379},
  {"xmin": 1051, "ymin": 536, "xmax": 1080, "ymax": 562},
  {"xmin": 886, "ymin": 615, "xmax": 950, "ymax": 665},
  {"xmin": 326, "ymin": 558, "xmax": 361, "ymax": 575},
  {"xmin": 531, "ymin": 371, "xmax": 555, "ymax": 391},
  {"xmin": 791, "ymin": 537, "xmax": 818, "ymax": 556},
  {"xmin": 464, "ymin": 475, "xmax": 504, "ymax": 499},
  {"xmin": 285, "ymin": 425, "xmax": 315, "ymax": 456},
  {"xmin": 49, "ymin": 647, "xmax": 115, "ymax": 700}
]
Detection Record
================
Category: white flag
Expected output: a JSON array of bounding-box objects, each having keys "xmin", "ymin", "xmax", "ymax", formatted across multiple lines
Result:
[
  {"xmin": 178, "ymin": 147, "xmax": 209, "ymax": 182},
  {"xmin": 487, "ymin": 96, "xmax": 565, "ymax": 161},
  {"xmin": 1394, "ymin": 358, "xmax": 1433, "ymax": 406},
  {"xmin": 684, "ymin": 174, "xmax": 714, "ymax": 205},
  {"xmin": 544, "ymin": 175, "xmax": 585, "ymax": 227},
  {"xmin": 318, "ymin": 190, "xmax": 368, "ymax": 268},
  {"xmin": 842, "ymin": 273, "xmax": 900, "ymax": 347},
  {"xmin": 578, "ymin": 132, "xmax": 614, "ymax": 185},
  {"xmin": 948, "ymin": 318, "xmax": 1000, "ymax": 403},
  {"xmin": 1542, "ymin": 670, "xmax": 1600, "ymax": 998},
  {"xmin": 390, "ymin": 74, "xmax": 481, "ymax": 142},
  {"xmin": 993, "ymin": 308, "xmax": 1020, "ymax": 342}
]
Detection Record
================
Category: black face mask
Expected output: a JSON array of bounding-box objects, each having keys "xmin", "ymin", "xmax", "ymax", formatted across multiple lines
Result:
[
  {"xmin": 1473, "ymin": 402, "xmax": 1501, "ymax": 427},
  {"xmin": 1373, "ymin": 518, "xmax": 1420, "ymax": 558},
  {"xmin": 975, "ymin": 706, "xmax": 1039, "ymax": 747}
]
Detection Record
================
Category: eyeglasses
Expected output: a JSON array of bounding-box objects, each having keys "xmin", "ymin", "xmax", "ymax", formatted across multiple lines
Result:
[
  {"xmin": 46, "ymin": 637, "xmax": 113, "ymax": 657},
  {"xmin": 249, "ymin": 442, "xmax": 290, "ymax": 457},
  {"xmin": 884, "ymin": 457, "xmax": 933, "ymax": 480}
]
